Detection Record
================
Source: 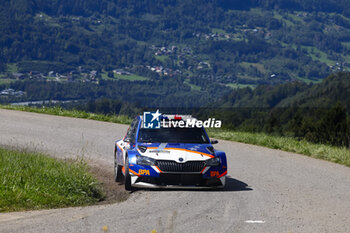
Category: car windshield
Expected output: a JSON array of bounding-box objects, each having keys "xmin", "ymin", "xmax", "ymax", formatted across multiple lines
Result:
[{"xmin": 138, "ymin": 127, "xmax": 209, "ymax": 143}]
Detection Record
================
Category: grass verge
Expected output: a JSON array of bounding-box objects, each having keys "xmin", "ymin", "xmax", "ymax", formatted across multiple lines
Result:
[
  {"xmin": 1, "ymin": 105, "xmax": 349, "ymax": 168},
  {"xmin": 0, "ymin": 147, "xmax": 104, "ymax": 212},
  {"xmin": 207, "ymin": 129, "xmax": 350, "ymax": 167},
  {"xmin": 0, "ymin": 105, "xmax": 132, "ymax": 125}
]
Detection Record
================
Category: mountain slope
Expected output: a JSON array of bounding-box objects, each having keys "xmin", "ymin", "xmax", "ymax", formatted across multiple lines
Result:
[
  {"xmin": 1, "ymin": 0, "xmax": 350, "ymax": 86},
  {"xmin": 278, "ymin": 72, "xmax": 350, "ymax": 109},
  {"xmin": 217, "ymin": 72, "xmax": 350, "ymax": 109}
]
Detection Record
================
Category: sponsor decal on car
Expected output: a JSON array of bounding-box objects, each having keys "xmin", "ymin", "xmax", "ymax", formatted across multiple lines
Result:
[
  {"xmin": 138, "ymin": 169, "xmax": 151, "ymax": 175},
  {"xmin": 210, "ymin": 171, "xmax": 220, "ymax": 177}
]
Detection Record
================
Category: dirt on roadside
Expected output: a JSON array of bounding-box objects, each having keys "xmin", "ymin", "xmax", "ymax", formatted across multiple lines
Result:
[{"xmin": 88, "ymin": 163, "xmax": 130, "ymax": 204}]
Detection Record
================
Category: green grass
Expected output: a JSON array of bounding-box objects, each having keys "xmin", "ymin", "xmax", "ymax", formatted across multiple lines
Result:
[
  {"xmin": 273, "ymin": 11, "xmax": 294, "ymax": 27},
  {"xmin": 0, "ymin": 147, "xmax": 104, "ymax": 212},
  {"xmin": 184, "ymin": 79, "xmax": 201, "ymax": 91},
  {"xmin": 0, "ymin": 105, "xmax": 132, "ymax": 125},
  {"xmin": 101, "ymin": 70, "xmax": 148, "ymax": 82},
  {"xmin": 344, "ymin": 55, "xmax": 350, "ymax": 67},
  {"xmin": 155, "ymin": 55, "xmax": 169, "ymax": 63},
  {"xmin": 114, "ymin": 74, "xmax": 148, "ymax": 81},
  {"xmin": 207, "ymin": 129, "xmax": 350, "ymax": 167},
  {"xmin": 286, "ymin": 12, "xmax": 305, "ymax": 23},
  {"xmin": 295, "ymin": 76, "xmax": 321, "ymax": 84},
  {"xmin": 240, "ymin": 62, "xmax": 266, "ymax": 73},
  {"xmin": 100, "ymin": 71, "xmax": 111, "ymax": 80},
  {"xmin": 341, "ymin": 42, "xmax": 350, "ymax": 49},
  {"xmin": 226, "ymin": 83, "xmax": 256, "ymax": 89},
  {"xmin": 211, "ymin": 28, "xmax": 227, "ymax": 34},
  {"xmin": 0, "ymin": 78, "xmax": 15, "ymax": 85},
  {"xmin": 1, "ymin": 105, "xmax": 349, "ymax": 168},
  {"xmin": 301, "ymin": 45, "xmax": 336, "ymax": 66},
  {"xmin": 6, "ymin": 63, "xmax": 18, "ymax": 73},
  {"xmin": 281, "ymin": 43, "xmax": 336, "ymax": 66}
]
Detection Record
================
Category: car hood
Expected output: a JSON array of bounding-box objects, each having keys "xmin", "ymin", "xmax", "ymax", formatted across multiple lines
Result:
[{"xmin": 137, "ymin": 143, "xmax": 215, "ymax": 162}]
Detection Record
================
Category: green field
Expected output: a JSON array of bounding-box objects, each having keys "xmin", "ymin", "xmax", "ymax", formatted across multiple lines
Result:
[
  {"xmin": 115, "ymin": 74, "xmax": 149, "ymax": 81},
  {"xmin": 286, "ymin": 12, "xmax": 306, "ymax": 23},
  {"xmin": 302, "ymin": 45, "xmax": 336, "ymax": 66},
  {"xmin": 240, "ymin": 62, "xmax": 266, "ymax": 73},
  {"xmin": 342, "ymin": 42, "xmax": 350, "ymax": 49},
  {"xmin": 273, "ymin": 11, "xmax": 294, "ymax": 27},
  {"xmin": 0, "ymin": 105, "xmax": 132, "ymax": 124},
  {"xmin": 295, "ymin": 76, "xmax": 322, "ymax": 84},
  {"xmin": 211, "ymin": 28, "xmax": 227, "ymax": 34},
  {"xmin": 6, "ymin": 63, "xmax": 18, "ymax": 73},
  {"xmin": 226, "ymin": 83, "xmax": 256, "ymax": 89},
  {"xmin": 0, "ymin": 78, "xmax": 15, "ymax": 85},
  {"xmin": 184, "ymin": 79, "xmax": 201, "ymax": 91},
  {"xmin": 0, "ymin": 147, "xmax": 104, "ymax": 212},
  {"xmin": 155, "ymin": 55, "xmax": 169, "ymax": 63},
  {"xmin": 101, "ymin": 71, "xmax": 149, "ymax": 81}
]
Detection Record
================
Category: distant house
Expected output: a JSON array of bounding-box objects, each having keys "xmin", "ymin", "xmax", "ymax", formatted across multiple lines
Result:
[
  {"xmin": 0, "ymin": 88, "xmax": 15, "ymax": 96},
  {"xmin": 197, "ymin": 61, "xmax": 210, "ymax": 69},
  {"xmin": 0, "ymin": 88, "xmax": 25, "ymax": 97},
  {"xmin": 90, "ymin": 70, "xmax": 97, "ymax": 78},
  {"xmin": 48, "ymin": 71, "xmax": 55, "ymax": 77},
  {"xmin": 113, "ymin": 69, "xmax": 130, "ymax": 75}
]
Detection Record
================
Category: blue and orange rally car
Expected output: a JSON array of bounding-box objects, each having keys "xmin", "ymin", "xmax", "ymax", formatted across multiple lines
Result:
[{"xmin": 114, "ymin": 113, "xmax": 227, "ymax": 190}]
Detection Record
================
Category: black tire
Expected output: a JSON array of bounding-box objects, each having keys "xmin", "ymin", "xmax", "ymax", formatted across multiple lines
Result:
[
  {"xmin": 114, "ymin": 153, "xmax": 123, "ymax": 182},
  {"xmin": 124, "ymin": 156, "xmax": 134, "ymax": 191}
]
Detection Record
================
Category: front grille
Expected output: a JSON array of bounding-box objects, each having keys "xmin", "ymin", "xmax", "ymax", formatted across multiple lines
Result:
[
  {"xmin": 156, "ymin": 160, "xmax": 205, "ymax": 173},
  {"xmin": 159, "ymin": 174, "xmax": 203, "ymax": 185},
  {"xmin": 136, "ymin": 174, "xmax": 222, "ymax": 187}
]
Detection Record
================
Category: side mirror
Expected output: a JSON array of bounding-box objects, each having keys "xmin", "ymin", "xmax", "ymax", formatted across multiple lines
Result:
[{"xmin": 211, "ymin": 139, "xmax": 218, "ymax": 144}]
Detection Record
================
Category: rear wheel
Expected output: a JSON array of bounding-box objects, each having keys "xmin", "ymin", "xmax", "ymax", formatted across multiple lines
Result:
[{"xmin": 114, "ymin": 153, "xmax": 123, "ymax": 182}]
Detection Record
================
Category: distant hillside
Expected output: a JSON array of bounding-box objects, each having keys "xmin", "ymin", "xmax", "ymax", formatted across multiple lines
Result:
[
  {"xmin": 205, "ymin": 72, "xmax": 350, "ymax": 147},
  {"xmin": 278, "ymin": 72, "xmax": 350, "ymax": 109},
  {"xmin": 1, "ymin": 0, "xmax": 350, "ymax": 88},
  {"xmin": 217, "ymin": 72, "xmax": 350, "ymax": 110}
]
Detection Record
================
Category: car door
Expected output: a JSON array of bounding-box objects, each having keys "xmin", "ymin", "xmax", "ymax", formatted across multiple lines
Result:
[{"xmin": 117, "ymin": 118, "xmax": 139, "ymax": 165}]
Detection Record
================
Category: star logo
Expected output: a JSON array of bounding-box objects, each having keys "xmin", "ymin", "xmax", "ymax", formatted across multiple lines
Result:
[
  {"xmin": 151, "ymin": 109, "xmax": 161, "ymax": 122},
  {"xmin": 143, "ymin": 110, "xmax": 162, "ymax": 129}
]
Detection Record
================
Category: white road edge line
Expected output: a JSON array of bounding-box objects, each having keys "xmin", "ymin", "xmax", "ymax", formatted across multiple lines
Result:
[{"xmin": 245, "ymin": 220, "xmax": 265, "ymax": 224}]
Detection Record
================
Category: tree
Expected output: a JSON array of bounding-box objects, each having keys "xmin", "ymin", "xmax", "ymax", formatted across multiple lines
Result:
[{"xmin": 316, "ymin": 102, "xmax": 349, "ymax": 147}]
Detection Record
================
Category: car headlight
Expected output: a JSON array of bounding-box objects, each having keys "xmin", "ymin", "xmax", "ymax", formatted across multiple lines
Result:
[
  {"xmin": 136, "ymin": 155, "xmax": 156, "ymax": 166},
  {"xmin": 205, "ymin": 157, "xmax": 220, "ymax": 166}
]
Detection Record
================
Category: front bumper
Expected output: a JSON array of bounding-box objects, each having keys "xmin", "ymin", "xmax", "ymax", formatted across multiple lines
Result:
[
  {"xmin": 128, "ymin": 156, "xmax": 227, "ymax": 189},
  {"xmin": 130, "ymin": 171, "xmax": 226, "ymax": 189}
]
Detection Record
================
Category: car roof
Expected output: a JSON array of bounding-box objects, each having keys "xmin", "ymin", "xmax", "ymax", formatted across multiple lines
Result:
[{"xmin": 139, "ymin": 114, "xmax": 198, "ymax": 121}]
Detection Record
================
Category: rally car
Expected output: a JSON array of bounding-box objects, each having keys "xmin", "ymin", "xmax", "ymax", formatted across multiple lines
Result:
[{"xmin": 114, "ymin": 113, "xmax": 227, "ymax": 190}]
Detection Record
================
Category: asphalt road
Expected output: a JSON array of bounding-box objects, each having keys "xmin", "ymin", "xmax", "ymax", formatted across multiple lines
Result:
[{"xmin": 0, "ymin": 109, "xmax": 350, "ymax": 233}]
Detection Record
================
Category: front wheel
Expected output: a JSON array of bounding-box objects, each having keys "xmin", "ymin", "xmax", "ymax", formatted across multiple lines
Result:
[{"xmin": 124, "ymin": 156, "xmax": 134, "ymax": 191}]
